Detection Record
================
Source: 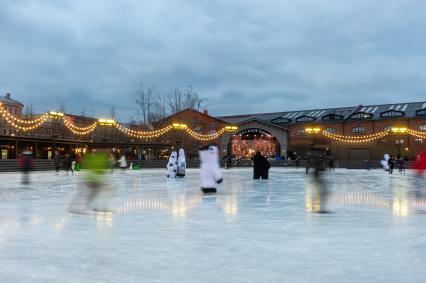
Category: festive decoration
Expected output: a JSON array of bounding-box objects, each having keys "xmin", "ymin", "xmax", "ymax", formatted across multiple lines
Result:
[
  {"xmin": 114, "ymin": 124, "xmax": 173, "ymax": 139},
  {"xmin": 407, "ymin": 129, "xmax": 426, "ymax": 139},
  {"xmin": 63, "ymin": 116, "xmax": 98, "ymax": 135},
  {"xmin": 322, "ymin": 129, "xmax": 390, "ymax": 143}
]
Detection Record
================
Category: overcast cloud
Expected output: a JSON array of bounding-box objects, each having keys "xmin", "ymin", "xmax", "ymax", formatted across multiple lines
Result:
[{"xmin": 0, "ymin": 0, "xmax": 425, "ymax": 120}]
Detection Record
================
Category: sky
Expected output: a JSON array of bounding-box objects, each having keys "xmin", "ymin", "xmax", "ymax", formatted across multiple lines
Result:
[{"xmin": 0, "ymin": 0, "xmax": 426, "ymax": 121}]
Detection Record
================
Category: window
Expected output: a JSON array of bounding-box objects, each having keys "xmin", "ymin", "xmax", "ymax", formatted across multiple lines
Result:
[
  {"xmin": 322, "ymin": 114, "xmax": 344, "ymax": 121},
  {"xmin": 295, "ymin": 116, "xmax": 316, "ymax": 122},
  {"xmin": 296, "ymin": 128, "xmax": 305, "ymax": 135},
  {"xmin": 383, "ymin": 125, "xmax": 392, "ymax": 131},
  {"xmin": 415, "ymin": 138, "xmax": 423, "ymax": 144},
  {"xmin": 395, "ymin": 139, "xmax": 404, "ymax": 145},
  {"xmin": 271, "ymin": 117, "xmax": 292, "ymax": 125},
  {"xmin": 380, "ymin": 110, "xmax": 405, "ymax": 118},
  {"xmin": 324, "ymin": 127, "xmax": 336, "ymax": 133},
  {"xmin": 419, "ymin": 124, "xmax": 426, "ymax": 131},
  {"xmin": 352, "ymin": 126, "xmax": 365, "ymax": 133},
  {"xmin": 3, "ymin": 129, "xmax": 6, "ymax": 135},
  {"xmin": 349, "ymin": 112, "xmax": 373, "ymax": 120},
  {"xmin": 416, "ymin": 109, "xmax": 426, "ymax": 116}
]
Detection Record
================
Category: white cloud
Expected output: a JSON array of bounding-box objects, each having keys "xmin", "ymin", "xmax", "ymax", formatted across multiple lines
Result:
[{"xmin": 0, "ymin": 0, "xmax": 425, "ymax": 119}]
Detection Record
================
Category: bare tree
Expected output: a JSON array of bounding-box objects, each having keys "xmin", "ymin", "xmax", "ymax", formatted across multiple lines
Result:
[{"xmin": 133, "ymin": 83, "xmax": 209, "ymax": 127}]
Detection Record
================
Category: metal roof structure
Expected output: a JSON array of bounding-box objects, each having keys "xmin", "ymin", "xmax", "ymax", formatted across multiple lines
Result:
[{"xmin": 218, "ymin": 102, "xmax": 426, "ymax": 125}]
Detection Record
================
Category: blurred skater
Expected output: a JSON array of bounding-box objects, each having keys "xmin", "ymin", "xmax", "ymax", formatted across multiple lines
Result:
[
  {"xmin": 176, "ymin": 148, "xmax": 186, "ymax": 177},
  {"xmin": 19, "ymin": 149, "xmax": 33, "ymax": 184},
  {"xmin": 54, "ymin": 151, "xmax": 60, "ymax": 174},
  {"xmin": 70, "ymin": 151, "xmax": 109, "ymax": 214},
  {"xmin": 308, "ymin": 151, "xmax": 330, "ymax": 213},
  {"xmin": 65, "ymin": 154, "xmax": 74, "ymax": 175},
  {"xmin": 108, "ymin": 153, "xmax": 116, "ymax": 173},
  {"xmin": 398, "ymin": 157, "xmax": 406, "ymax": 173},
  {"xmin": 327, "ymin": 155, "xmax": 335, "ymax": 172},
  {"xmin": 305, "ymin": 154, "xmax": 311, "ymax": 174},
  {"xmin": 253, "ymin": 151, "xmax": 270, "ymax": 179},
  {"xmin": 199, "ymin": 144, "xmax": 223, "ymax": 194},
  {"xmin": 119, "ymin": 155, "xmax": 127, "ymax": 172},
  {"xmin": 388, "ymin": 155, "xmax": 395, "ymax": 174}
]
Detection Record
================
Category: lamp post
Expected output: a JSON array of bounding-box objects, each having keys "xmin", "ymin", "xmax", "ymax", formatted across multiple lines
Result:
[
  {"xmin": 225, "ymin": 125, "xmax": 238, "ymax": 162},
  {"xmin": 98, "ymin": 119, "xmax": 116, "ymax": 144},
  {"xmin": 305, "ymin": 127, "xmax": 321, "ymax": 149},
  {"xmin": 391, "ymin": 127, "xmax": 407, "ymax": 158},
  {"xmin": 49, "ymin": 111, "xmax": 64, "ymax": 152}
]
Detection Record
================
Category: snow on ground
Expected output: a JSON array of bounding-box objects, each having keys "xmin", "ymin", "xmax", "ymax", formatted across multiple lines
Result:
[{"xmin": 0, "ymin": 168, "xmax": 426, "ymax": 282}]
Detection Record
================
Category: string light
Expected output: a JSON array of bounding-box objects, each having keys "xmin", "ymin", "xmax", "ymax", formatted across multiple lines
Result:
[
  {"xmin": 322, "ymin": 129, "xmax": 391, "ymax": 143},
  {"xmin": 63, "ymin": 117, "xmax": 97, "ymax": 135}
]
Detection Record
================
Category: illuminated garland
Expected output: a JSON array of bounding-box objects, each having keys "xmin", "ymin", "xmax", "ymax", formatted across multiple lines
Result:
[
  {"xmin": 114, "ymin": 123, "xmax": 173, "ymax": 139},
  {"xmin": 0, "ymin": 112, "xmax": 49, "ymax": 131},
  {"xmin": 184, "ymin": 127, "xmax": 228, "ymax": 141},
  {"xmin": 322, "ymin": 130, "xmax": 390, "ymax": 140},
  {"xmin": 407, "ymin": 129, "xmax": 426, "ymax": 139},
  {"xmin": 63, "ymin": 117, "xmax": 98, "ymax": 135},
  {"xmin": 0, "ymin": 102, "xmax": 49, "ymax": 125},
  {"xmin": 322, "ymin": 130, "xmax": 390, "ymax": 143}
]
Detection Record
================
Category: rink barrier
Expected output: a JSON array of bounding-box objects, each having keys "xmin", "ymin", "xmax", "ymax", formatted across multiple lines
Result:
[{"xmin": 0, "ymin": 159, "xmax": 417, "ymax": 172}]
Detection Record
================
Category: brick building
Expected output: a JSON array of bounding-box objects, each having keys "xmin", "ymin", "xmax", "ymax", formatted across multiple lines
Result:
[{"xmin": 219, "ymin": 102, "xmax": 426, "ymax": 161}]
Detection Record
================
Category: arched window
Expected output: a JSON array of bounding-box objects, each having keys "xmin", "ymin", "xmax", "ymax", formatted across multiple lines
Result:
[
  {"xmin": 352, "ymin": 126, "xmax": 365, "ymax": 133},
  {"xmin": 295, "ymin": 116, "xmax": 316, "ymax": 122},
  {"xmin": 416, "ymin": 109, "xmax": 426, "ymax": 116},
  {"xmin": 271, "ymin": 117, "xmax": 292, "ymax": 125},
  {"xmin": 349, "ymin": 112, "xmax": 373, "ymax": 120},
  {"xmin": 324, "ymin": 127, "xmax": 336, "ymax": 133},
  {"xmin": 419, "ymin": 124, "xmax": 426, "ymax": 131},
  {"xmin": 296, "ymin": 128, "xmax": 305, "ymax": 135},
  {"xmin": 380, "ymin": 110, "xmax": 405, "ymax": 118},
  {"xmin": 383, "ymin": 125, "xmax": 392, "ymax": 132},
  {"xmin": 322, "ymin": 114, "xmax": 344, "ymax": 121}
]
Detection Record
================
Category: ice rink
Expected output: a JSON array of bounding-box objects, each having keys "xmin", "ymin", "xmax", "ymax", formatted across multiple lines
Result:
[{"xmin": 1, "ymin": 168, "xmax": 426, "ymax": 282}]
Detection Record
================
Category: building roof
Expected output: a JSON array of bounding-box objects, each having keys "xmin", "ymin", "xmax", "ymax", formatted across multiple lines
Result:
[
  {"xmin": 0, "ymin": 93, "xmax": 24, "ymax": 107},
  {"xmin": 217, "ymin": 101, "xmax": 426, "ymax": 125}
]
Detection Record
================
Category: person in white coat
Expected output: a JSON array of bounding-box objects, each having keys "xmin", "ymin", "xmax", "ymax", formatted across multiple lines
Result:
[
  {"xmin": 177, "ymin": 148, "xmax": 186, "ymax": 177},
  {"xmin": 381, "ymin": 154, "xmax": 390, "ymax": 171},
  {"xmin": 119, "ymin": 155, "xmax": 127, "ymax": 172},
  {"xmin": 166, "ymin": 151, "xmax": 178, "ymax": 178},
  {"xmin": 199, "ymin": 145, "xmax": 223, "ymax": 194}
]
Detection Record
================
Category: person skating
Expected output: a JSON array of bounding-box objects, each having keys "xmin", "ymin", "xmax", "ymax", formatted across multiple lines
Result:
[
  {"xmin": 176, "ymin": 149, "xmax": 186, "ymax": 177},
  {"xmin": 119, "ymin": 155, "xmax": 127, "ymax": 172},
  {"xmin": 54, "ymin": 151, "xmax": 60, "ymax": 174},
  {"xmin": 108, "ymin": 153, "xmax": 116, "ymax": 173},
  {"xmin": 70, "ymin": 151, "xmax": 109, "ymax": 214},
  {"xmin": 166, "ymin": 151, "xmax": 178, "ymax": 178},
  {"xmin": 65, "ymin": 154, "xmax": 74, "ymax": 175},
  {"xmin": 19, "ymin": 149, "xmax": 33, "ymax": 184},
  {"xmin": 199, "ymin": 144, "xmax": 223, "ymax": 194},
  {"xmin": 388, "ymin": 155, "xmax": 395, "ymax": 174},
  {"xmin": 253, "ymin": 151, "xmax": 270, "ymax": 179}
]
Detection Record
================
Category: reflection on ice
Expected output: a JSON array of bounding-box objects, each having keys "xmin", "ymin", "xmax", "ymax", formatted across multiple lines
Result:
[{"xmin": 1, "ymin": 168, "xmax": 426, "ymax": 282}]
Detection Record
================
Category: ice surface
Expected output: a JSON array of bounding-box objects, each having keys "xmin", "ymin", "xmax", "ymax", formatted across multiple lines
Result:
[{"xmin": 0, "ymin": 168, "xmax": 426, "ymax": 282}]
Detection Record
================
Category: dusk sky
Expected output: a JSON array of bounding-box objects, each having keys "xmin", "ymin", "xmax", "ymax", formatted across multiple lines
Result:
[{"xmin": 1, "ymin": 0, "xmax": 425, "ymax": 121}]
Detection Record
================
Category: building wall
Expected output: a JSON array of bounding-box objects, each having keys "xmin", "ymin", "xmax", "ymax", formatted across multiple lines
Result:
[{"xmin": 286, "ymin": 117, "xmax": 426, "ymax": 160}]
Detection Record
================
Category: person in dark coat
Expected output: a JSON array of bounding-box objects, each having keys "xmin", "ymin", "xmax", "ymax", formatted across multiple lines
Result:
[
  {"xmin": 253, "ymin": 151, "xmax": 270, "ymax": 179},
  {"xmin": 54, "ymin": 151, "xmax": 60, "ymax": 174}
]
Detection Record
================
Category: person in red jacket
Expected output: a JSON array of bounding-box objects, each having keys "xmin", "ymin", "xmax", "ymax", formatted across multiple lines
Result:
[
  {"xmin": 19, "ymin": 149, "xmax": 34, "ymax": 184},
  {"xmin": 414, "ymin": 151, "xmax": 426, "ymax": 177}
]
